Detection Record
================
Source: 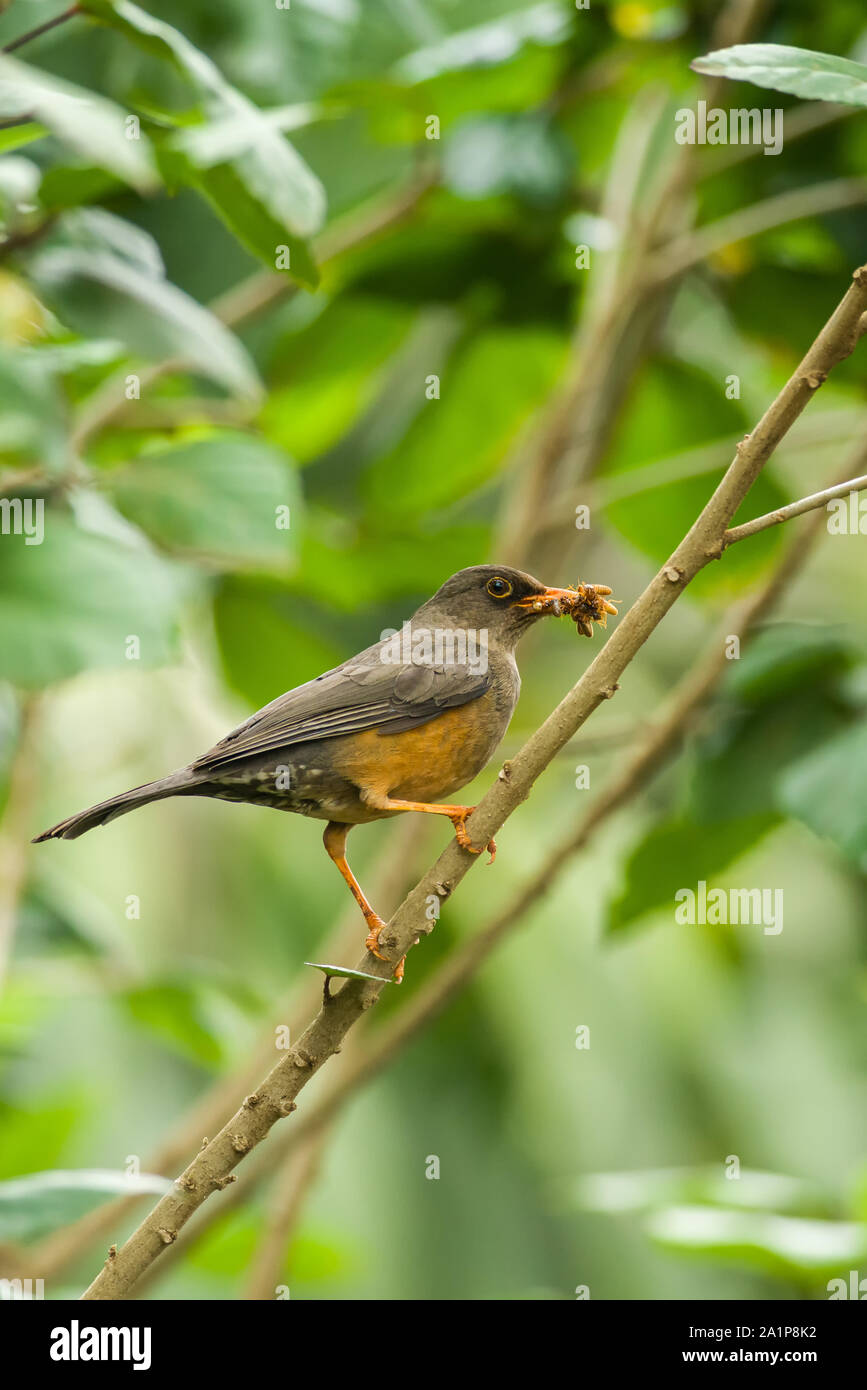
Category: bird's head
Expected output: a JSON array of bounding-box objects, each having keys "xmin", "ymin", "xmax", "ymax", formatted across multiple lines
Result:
[{"xmin": 416, "ymin": 565, "xmax": 618, "ymax": 649}]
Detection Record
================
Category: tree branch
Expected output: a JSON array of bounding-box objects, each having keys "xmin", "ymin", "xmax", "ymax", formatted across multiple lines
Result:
[
  {"xmin": 723, "ymin": 472, "xmax": 867, "ymax": 546},
  {"xmin": 129, "ymin": 443, "xmax": 859, "ymax": 1289},
  {"xmin": 79, "ymin": 263, "xmax": 867, "ymax": 1300}
]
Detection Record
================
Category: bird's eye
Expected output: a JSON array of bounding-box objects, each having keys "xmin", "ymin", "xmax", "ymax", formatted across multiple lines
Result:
[{"xmin": 486, "ymin": 576, "xmax": 513, "ymax": 599}]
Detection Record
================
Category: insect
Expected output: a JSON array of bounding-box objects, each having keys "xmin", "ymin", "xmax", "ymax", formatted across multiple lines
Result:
[{"xmin": 527, "ymin": 582, "xmax": 619, "ymax": 637}]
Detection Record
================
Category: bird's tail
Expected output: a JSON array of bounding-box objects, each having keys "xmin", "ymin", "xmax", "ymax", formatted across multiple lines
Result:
[{"xmin": 32, "ymin": 768, "xmax": 199, "ymax": 842}]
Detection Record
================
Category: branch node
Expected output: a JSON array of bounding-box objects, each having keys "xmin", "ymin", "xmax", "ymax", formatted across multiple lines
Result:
[
  {"xmin": 243, "ymin": 1092, "xmax": 261, "ymax": 1109},
  {"xmin": 705, "ymin": 540, "xmax": 725, "ymax": 560},
  {"xmin": 175, "ymin": 1175, "xmax": 196, "ymax": 1192},
  {"xmin": 435, "ymin": 881, "xmax": 451, "ymax": 897},
  {"xmin": 663, "ymin": 565, "xmax": 684, "ymax": 583},
  {"xmin": 106, "ymin": 1245, "xmax": 117, "ymax": 1264},
  {"xmin": 497, "ymin": 761, "xmax": 512, "ymax": 782},
  {"xmin": 852, "ymin": 265, "xmax": 867, "ymax": 287},
  {"xmin": 602, "ymin": 683, "xmax": 620, "ymax": 700},
  {"xmin": 294, "ymin": 1050, "xmax": 313, "ymax": 1069},
  {"xmin": 156, "ymin": 1227, "xmax": 177, "ymax": 1245},
  {"xmin": 803, "ymin": 370, "xmax": 827, "ymax": 390},
  {"xmin": 212, "ymin": 1175, "xmax": 237, "ymax": 1190},
  {"xmin": 230, "ymin": 1134, "xmax": 250, "ymax": 1154},
  {"xmin": 278, "ymin": 1099, "xmax": 298, "ymax": 1115}
]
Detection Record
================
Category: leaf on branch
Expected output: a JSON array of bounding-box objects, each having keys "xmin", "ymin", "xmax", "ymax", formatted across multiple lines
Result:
[
  {"xmin": 691, "ymin": 44, "xmax": 867, "ymax": 108},
  {"xmin": 28, "ymin": 242, "xmax": 262, "ymax": 400},
  {"xmin": 606, "ymin": 813, "xmax": 779, "ymax": 934},
  {"xmin": 0, "ymin": 1169, "xmax": 173, "ymax": 1244},
  {"xmin": 107, "ymin": 432, "xmax": 301, "ymax": 572},
  {"xmin": 646, "ymin": 1205, "xmax": 867, "ymax": 1282},
  {"xmin": 305, "ymin": 961, "xmax": 394, "ymax": 983},
  {"xmin": 0, "ymin": 513, "xmax": 184, "ymax": 687},
  {"xmin": 778, "ymin": 722, "xmax": 867, "ymax": 870},
  {"xmin": 0, "ymin": 54, "xmax": 157, "ymax": 191},
  {"xmin": 80, "ymin": 0, "xmax": 325, "ymax": 283}
]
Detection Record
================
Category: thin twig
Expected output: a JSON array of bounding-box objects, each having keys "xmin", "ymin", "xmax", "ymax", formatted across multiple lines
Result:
[
  {"xmin": 724, "ymin": 472, "xmax": 867, "ymax": 546},
  {"xmin": 651, "ymin": 179, "xmax": 867, "ymax": 287},
  {"xmin": 2, "ymin": 5, "xmax": 80, "ymax": 53}
]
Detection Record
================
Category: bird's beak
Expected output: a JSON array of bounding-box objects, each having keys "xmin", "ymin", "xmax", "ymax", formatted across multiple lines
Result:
[{"xmin": 513, "ymin": 587, "xmax": 578, "ymax": 617}]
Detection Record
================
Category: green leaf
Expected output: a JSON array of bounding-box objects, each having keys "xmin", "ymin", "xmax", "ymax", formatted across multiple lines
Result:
[
  {"xmin": 573, "ymin": 1167, "xmax": 825, "ymax": 1218},
  {"xmin": 121, "ymin": 974, "xmax": 254, "ymax": 1069},
  {"xmin": 647, "ymin": 1205, "xmax": 867, "ymax": 1283},
  {"xmin": 687, "ymin": 690, "xmax": 847, "ymax": 824},
  {"xmin": 396, "ymin": 4, "xmax": 570, "ymax": 83},
  {"xmin": 192, "ymin": 162, "xmax": 318, "ymax": 287},
  {"xmin": 0, "ymin": 1169, "xmax": 172, "ymax": 1244},
  {"xmin": 0, "ymin": 121, "xmax": 47, "ymax": 155},
  {"xmin": 0, "ymin": 155, "xmax": 41, "ymax": 229},
  {"xmin": 305, "ymin": 962, "xmax": 395, "ymax": 984},
  {"xmin": 260, "ymin": 295, "xmax": 416, "ymax": 463},
  {"xmin": 0, "ymin": 54, "xmax": 156, "ymax": 192},
  {"xmin": 0, "ymin": 512, "xmax": 183, "ymax": 687},
  {"xmin": 363, "ymin": 327, "xmax": 565, "ymax": 516},
  {"xmin": 29, "ymin": 246, "xmax": 261, "ymax": 400},
  {"xmin": 778, "ymin": 722, "xmax": 867, "ymax": 871},
  {"xmin": 122, "ymin": 983, "xmax": 221, "ymax": 1068},
  {"xmin": 175, "ymin": 102, "xmax": 324, "ymax": 163},
  {"xmin": 38, "ymin": 163, "xmax": 122, "ymax": 212},
  {"xmin": 0, "ymin": 343, "xmax": 66, "ymax": 472},
  {"xmin": 692, "ymin": 44, "xmax": 867, "ymax": 108},
  {"xmin": 107, "ymin": 432, "xmax": 301, "ymax": 571},
  {"xmin": 0, "ymin": 1097, "xmax": 84, "ymax": 1181},
  {"xmin": 607, "ymin": 813, "xmax": 778, "ymax": 934},
  {"xmin": 58, "ymin": 206, "xmax": 166, "ymax": 278},
  {"xmin": 725, "ymin": 623, "xmax": 855, "ymax": 706},
  {"xmin": 81, "ymin": 0, "xmax": 324, "ymax": 280}
]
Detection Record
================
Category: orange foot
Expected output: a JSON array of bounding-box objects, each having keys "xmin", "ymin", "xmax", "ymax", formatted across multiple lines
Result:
[
  {"xmin": 364, "ymin": 915, "xmax": 405, "ymax": 983},
  {"xmin": 448, "ymin": 807, "xmax": 497, "ymax": 863}
]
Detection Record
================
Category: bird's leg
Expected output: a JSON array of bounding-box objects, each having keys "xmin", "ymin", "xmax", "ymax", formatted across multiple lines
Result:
[
  {"xmin": 322, "ymin": 822, "xmax": 404, "ymax": 981},
  {"xmin": 361, "ymin": 795, "xmax": 496, "ymax": 863}
]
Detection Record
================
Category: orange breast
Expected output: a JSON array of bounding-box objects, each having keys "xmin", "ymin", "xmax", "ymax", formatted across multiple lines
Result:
[{"xmin": 330, "ymin": 689, "xmax": 506, "ymax": 804}]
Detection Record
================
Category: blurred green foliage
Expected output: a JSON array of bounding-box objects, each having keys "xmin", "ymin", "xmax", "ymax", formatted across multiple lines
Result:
[{"xmin": 0, "ymin": 0, "xmax": 865, "ymax": 1301}]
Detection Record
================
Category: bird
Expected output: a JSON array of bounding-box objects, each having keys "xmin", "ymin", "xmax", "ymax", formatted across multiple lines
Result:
[{"xmin": 33, "ymin": 565, "xmax": 617, "ymax": 978}]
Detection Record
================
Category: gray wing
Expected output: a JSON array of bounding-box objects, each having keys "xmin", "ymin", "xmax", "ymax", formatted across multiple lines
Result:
[{"xmin": 193, "ymin": 636, "xmax": 491, "ymax": 773}]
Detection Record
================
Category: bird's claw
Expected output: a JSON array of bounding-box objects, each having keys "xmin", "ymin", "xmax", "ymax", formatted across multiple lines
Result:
[
  {"xmin": 364, "ymin": 916, "xmax": 404, "ymax": 982},
  {"xmin": 450, "ymin": 809, "xmax": 496, "ymax": 862}
]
